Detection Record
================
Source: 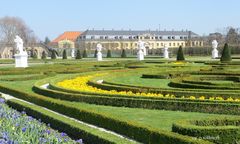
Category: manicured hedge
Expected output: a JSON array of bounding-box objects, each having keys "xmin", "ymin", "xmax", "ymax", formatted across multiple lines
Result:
[
  {"xmin": 172, "ymin": 118, "xmax": 240, "ymax": 143},
  {"xmin": 7, "ymin": 99, "xmax": 122, "ymax": 144},
  {"xmin": 32, "ymin": 80, "xmax": 240, "ymax": 115},
  {"xmin": 87, "ymin": 79, "xmax": 240, "ymax": 99},
  {"xmin": 0, "ymin": 84, "xmax": 211, "ymax": 144}
]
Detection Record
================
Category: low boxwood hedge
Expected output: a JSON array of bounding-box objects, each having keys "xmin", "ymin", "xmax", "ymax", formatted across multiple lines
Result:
[
  {"xmin": 0, "ymin": 84, "xmax": 211, "ymax": 144},
  {"xmin": 172, "ymin": 118, "xmax": 240, "ymax": 143},
  {"xmin": 7, "ymin": 99, "xmax": 130, "ymax": 144},
  {"xmin": 32, "ymin": 79, "xmax": 240, "ymax": 115}
]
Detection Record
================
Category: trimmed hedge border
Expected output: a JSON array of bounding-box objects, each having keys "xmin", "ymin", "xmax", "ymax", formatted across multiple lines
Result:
[
  {"xmin": 6, "ymin": 99, "xmax": 126, "ymax": 144},
  {"xmin": 0, "ymin": 84, "xmax": 211, "ymax": 144},
  {"xmin": 172, "ymin": 118, "xmax": 240, "ymax": 143},
  {"xmin": 32, "ymin": 79, "xmax": 240, "ymax": 115}
]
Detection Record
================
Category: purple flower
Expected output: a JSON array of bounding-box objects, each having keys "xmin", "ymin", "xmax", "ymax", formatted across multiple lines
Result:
[
  {"xmin": 46, "ymin": 129, "xmax": 51, "ymax": 135},
  {"xmin": 60, "ymin": 132, "xmax": 67, "ymax": 137},
  {"xmin": 21, "ymin": 111, "xmax": 26, "ymax": 114},
  {"xmin": 76, "ymin": 139, "xmax": 83, "ymax": 144},
  {"xmin": 0, "ymin": 98, "xmax": 5, "ymax": 103},
  {"xmin": 47, "ymin": 123, "xmax": 50, "ymax": 127},
  {"xmin": 28, "ymin": 116, "xmax": 33, "ymax": 121},
  {"xmin": 22, "ymin": 127, "xmax": 27, "ymax": 132}
]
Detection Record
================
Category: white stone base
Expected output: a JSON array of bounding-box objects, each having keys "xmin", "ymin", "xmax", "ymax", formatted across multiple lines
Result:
[
  {"xmin": 163, "ymin": 51, "xmax": 169, "ymax": 59},
  {"xmin": 97, "ymin": 52, "xmax": 102, "ymax": 61},
  {"xmin": 137, "ymin": 52, "xmax": 144, "ymax": 61},
  {"xmin": 212, "ymin": 49, "xmax": 218, "ymax": 59},
  {"xmin": 15, "ymin": 53, "xmax": 28, "ymax": 68}
]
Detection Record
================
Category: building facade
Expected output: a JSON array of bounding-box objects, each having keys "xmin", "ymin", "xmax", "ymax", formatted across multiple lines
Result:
[
  {"xmin": 77, "ymin": 30, "xmax": 203, "ymax": 51},
  {"xmin": 50, "ymin": 31, "xmax": 81, "ymax": 48}
]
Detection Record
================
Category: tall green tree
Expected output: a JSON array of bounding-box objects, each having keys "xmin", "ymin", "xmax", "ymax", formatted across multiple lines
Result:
[
  {"xmin": 83, "ymin": 49, "xmax": 88, "ymax": 58},
  {"xmin": 121, "ymin": 49, "xmax": 127, "ymax": 58},
  {"xmin": 106, "ymin": 49, "xmax": 112, "ymax": 58},
  {"xmin": 220, "ymin": 43, "xmax": 232, "ymax": 62},
  {"xmin": 176, "ymin": 46, "xmax": 185, "ymax": 61},
  {"xmin": 44, "ymin": 37, "xmax": 51, "ymax": 45},
  {"xmin": 76, "ymin": 49, "xmax": 82, "ymax": 59},
  {"xmin": 41, "ymin": 51, "xmax": 47, "ymax": 59},
  {"xmin": 62, "ymin": 49, "xmax": 67, "ymax": 59}
]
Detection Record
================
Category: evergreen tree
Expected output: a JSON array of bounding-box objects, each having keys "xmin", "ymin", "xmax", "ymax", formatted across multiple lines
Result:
[
  {"xmin": 44, "ymin": 37, "xmax": 51, "ymax": 45},
  {"xmin": 76, "ymin": 49, "xmax": 82, "ymax": 59},
  {"xmin": 51, "ymin": 51, "xmax": 57, "ymax": 59},
  {"xmin": 176, "ymin": 46, "xmax": 185, "ymax": 61},
  {"xmin": 32, "ymin": 51, "xmax": 38, "ymax": 59},
  {"xmin": 41, "ymin": 51, "xmax": 47, "ymax": 59},
  {"xmin": 62, "ymin": 49, "xmax": 67, "ymax": 59},
  {"xmin": 220, "ymin": 43, "xmax": 232, "ymax": 62},
  {"xmin": 106, "ymin": 49, "xmax": 112, "ymax": 58},
  {"xmin": 121, "ymin": 49, "xmax": 127, "ymax": 58},
  {"xmin": 94, "ymin": 49, "xmax": 97, "ymax": 58},
  {"xmin": 82, "ymin": 49, "xmax": 88, "ymax": 58}
]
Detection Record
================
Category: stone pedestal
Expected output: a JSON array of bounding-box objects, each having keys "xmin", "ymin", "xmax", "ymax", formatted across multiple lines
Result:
[
  {"xmin": 15, "ymin": 52, "xmax": 28, "ymax": 68},
  {"xmin": 212, "ymin": 48, "xmax": 218, "ymax": 59},
  {"xmin": 163, "ymin": 47, "xmax": 169, "ymax": 59},
  {"xmin": 97, "ymin": 52, "xmax": 102, "ymax": 61},
  {"xmin": 137, "ymin": 51, "xmax": 144, "ymax": 61}
]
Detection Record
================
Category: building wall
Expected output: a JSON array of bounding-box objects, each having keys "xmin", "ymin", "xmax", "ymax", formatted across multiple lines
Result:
[{"xmin": 78, "ymin": 39, "xmax": 203, "ymax": 50}]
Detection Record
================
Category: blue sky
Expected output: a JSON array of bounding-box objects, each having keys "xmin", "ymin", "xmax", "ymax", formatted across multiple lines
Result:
[{"xmin": 0, "ymin": 0, "xmax": 239, "ymax": 40}]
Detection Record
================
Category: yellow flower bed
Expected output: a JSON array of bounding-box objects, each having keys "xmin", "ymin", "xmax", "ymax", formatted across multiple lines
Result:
[
  {"xmin": 57, "ymin": 74, "xmax": 165, "ymax": 98},
  {"xmin": 57, "ymin": 74, "xmax": 240, "ymax": 102}
]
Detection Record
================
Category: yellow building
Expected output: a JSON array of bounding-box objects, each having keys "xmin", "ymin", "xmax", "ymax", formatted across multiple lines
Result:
[
  {"xmin": 77, "ymin": 30, "xmax": 203, "ymax": 51},
  {"xmin": 51, "ymin": 31, "xmax": 81, "ymax": 48}
]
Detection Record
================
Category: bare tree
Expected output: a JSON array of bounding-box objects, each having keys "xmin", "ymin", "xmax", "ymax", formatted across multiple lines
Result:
[
  {"xmin": 0, "ymin": 16, "xmax": 38, "ymax": 45},
  {"xmin": 226, "ymin": 27, "xmax": 238, "ymax": 45}
]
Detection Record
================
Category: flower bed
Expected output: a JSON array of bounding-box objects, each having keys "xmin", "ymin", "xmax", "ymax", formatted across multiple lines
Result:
[
  {"xmin": 0, "ymin": 98, "xmax": 83, "ymax": 144},
  {"xmin": 57, "ymin": 74, "xmax": 240, "ymax": 102}
]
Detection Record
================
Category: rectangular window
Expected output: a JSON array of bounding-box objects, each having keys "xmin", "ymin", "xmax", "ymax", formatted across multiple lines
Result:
[
  {"xmin": 91, "ymin": 36, "xmax": 95, "ymax": 39},
  {"xmin": 155, "ymin": 36, "xmax": 158, "ymax": 39},
  {"xmin": 100, "ymin": 36, "xmax": 103, "ymax": 39},
  {"xmin": 169, "ymin": 43, "xmax": 171, "ymax": 46}
]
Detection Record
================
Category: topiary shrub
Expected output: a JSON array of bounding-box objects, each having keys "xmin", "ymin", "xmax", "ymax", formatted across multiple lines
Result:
[
  {"xmin": 62, "ymin": 49, "xmax": 67, "ymax": 59},
  {"xmin": 82, "ymin": 49, "xmax": 88, "ymax": 58},
  {"xmin": 32, "ymin": 51, "xmax": 38, "ymax": 59},
  {"xmin": 177, "ymin": 46, "xmax": 185, "ymax": 61},
  {"xmin": 121, "ymin": 49, "xmax": 127, "ymax": 58},
  {"xmin": 106, "ymin": 49, "xmax": 112, "ymax": 58},
  {"xmin": 41, "ymin": 51, "xmax": 47, "ymax": 59},
  {"xmin": 220, "ymin": 43, "xmax": 232, "ymax": 62},
  {"xmin": 75, "ymin": 49, "xmax": 82, "ymax": 59},
  {"xmin": 94, "ymin": 49, "xmax": 97, "ymax": 58},
  {"xmin": 51, "ymin": 51, "xmax": 57, "ymax": 59}
]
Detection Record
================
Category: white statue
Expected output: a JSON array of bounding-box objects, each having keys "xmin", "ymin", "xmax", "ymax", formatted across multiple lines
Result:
[
  {"xmin": 96, "ymin": 43, "xmax": 102, "ymax": 61},
  {"xmin": 71, "ymin": 48, "xmax": 75, "ymax": 58},
  {"xmin": 14, "ymin": 35, "xmax": 28, "ymax": 67},
  {"xmin": 212, "ymin": 40, "xmax": 218, "ymax": 59},
  {"xmin": 163, "ymin": 43, "xmax": 169, "ymax": 59},
  {"xmin": 137, "ymin": 40, "xmax": 145, "ymax": 61},
  {"xmin": 14, "ymin": 35, "xmax": 25, "ymax": 54}
]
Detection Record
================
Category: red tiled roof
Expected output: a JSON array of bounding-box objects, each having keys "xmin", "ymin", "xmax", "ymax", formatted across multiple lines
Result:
[{"xmin": 52, "ymin": 31, "xmax": 81, "ymax": 43}]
